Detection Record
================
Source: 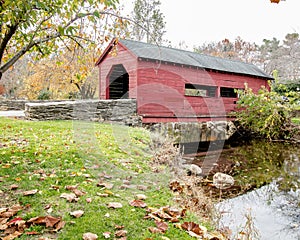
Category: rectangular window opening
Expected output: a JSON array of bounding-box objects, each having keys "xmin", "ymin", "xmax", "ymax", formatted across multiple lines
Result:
[
  {"xmin": 185, "ymin": 83, "xmax": 217, "ymax": 97},
  {"xmin": 220, "ymin": 87, "xmax": 237, "ymax": 98}
]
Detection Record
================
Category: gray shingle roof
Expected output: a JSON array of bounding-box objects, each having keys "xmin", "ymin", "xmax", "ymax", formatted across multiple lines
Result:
[{"xmin": 119, "ymin": 39, "xmax": 272, "ymax": 79}]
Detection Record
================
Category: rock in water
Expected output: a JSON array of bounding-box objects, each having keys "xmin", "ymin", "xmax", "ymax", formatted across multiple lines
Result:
[{"xmin": 213, "ymin": 172, "xmax": 234, "ymax": 189}]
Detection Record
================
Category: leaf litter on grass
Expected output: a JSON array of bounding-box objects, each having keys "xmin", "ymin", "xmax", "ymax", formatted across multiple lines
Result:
[{"xmin": 0, "ymin": 118, "xmax": 227, "ymax": 239}]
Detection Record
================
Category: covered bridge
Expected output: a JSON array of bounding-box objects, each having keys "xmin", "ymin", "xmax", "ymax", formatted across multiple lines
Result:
[{"xmin": 96, "ymin": 38, "xmax": 272, "ymax": 123}]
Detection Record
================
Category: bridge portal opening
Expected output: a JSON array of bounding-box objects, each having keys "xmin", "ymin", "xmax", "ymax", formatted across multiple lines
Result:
[{"xmin": 108, "ymin": 64, "xmax": 129, "ymax": 99}]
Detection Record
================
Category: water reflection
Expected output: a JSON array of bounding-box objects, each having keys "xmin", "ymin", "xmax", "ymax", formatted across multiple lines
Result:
[
  {"xmin": 215, "ymin": 141, "xmax": 300, "ymax": 240},
  {"xmin": 217, "ymin": 183, "xmax": 300, "ymax": 240}
]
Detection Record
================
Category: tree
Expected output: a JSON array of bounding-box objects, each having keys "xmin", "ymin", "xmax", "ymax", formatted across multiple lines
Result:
[
  {"xmin": 21, "ymin": 44, "xmax": 99, "ymax": 100},
  {"xmin": 260, "ymin": 33, "xmax": 300, "ymax": 81},
  {"xmin": 0, "ymin": 56, "xmax": 31, "ymax": 98},
  {"xmin": 194, "ymin": 37, "xmax": 259, "ymax": 64},
  {"xmin": 0, "ymin": 0, "xmax": 126, "ymax": 81},
  {"xmin": 131, "ymin": 0, "xmax": 166, "ymax": 44}
]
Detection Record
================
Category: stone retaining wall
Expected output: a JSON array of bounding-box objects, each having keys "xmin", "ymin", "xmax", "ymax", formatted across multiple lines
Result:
[
  {"xmin": 0, "ymin": 100, "xmax": 69, "ymax": 111},
  {"xmin": 150, "ymin": 121, "xmax": 236, "ymax": 143},
  {"xmin": 24, "ymin": 99, "xmax": 140, "ymax": 126}
]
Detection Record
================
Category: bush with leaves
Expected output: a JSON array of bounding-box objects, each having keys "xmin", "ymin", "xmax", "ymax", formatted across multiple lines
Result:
[
  {"xmin": 37, "ymin": 89, "xmax": 51, "ymax": 100},
  {"xmin": 235, "ymin": 84, "xmax": 294, "ymax": 140}
]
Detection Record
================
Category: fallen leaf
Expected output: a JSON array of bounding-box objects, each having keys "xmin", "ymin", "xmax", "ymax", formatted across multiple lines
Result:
[
  {"xmin": 2, "ymin": 163, "xmax": 11, "ymax": 169},
  {"xmin": 0, "ymin": 205, "xmax": 23, "ymax": 218},
  {"xmin": 0, "ymin": 222, "xmax": 8, "ymax": 231},
  {"xmin": 181, "ymin": 222, "xmax": 207, "ymax": 236},
  {"xmin": 54, "ymin": 220, "xmax": 65, "ymax": 232},
  {"xmin": 10, "ymin": 184, "xmax": 19, "ymax": 190},
  {"xmin": 102, "ymin": 232, "xmax": 111, "ymax": 239},
  {"xmin": 137, "ymin": 185, "xmax": 148, "ymax": 191},
  {"xmin": 155, "ymin": 220, "xmax": 168, "ymax": 233},
  {"xmin": 86, "ymin": 198, "xmax": 92, "ymax": 203},
  {"xmin": 44, "ymin": 204, "xmax": 52, "ymax": 210},
  {"xmin": 23, "ymin": 189, "xmax": 38, "ymax": 196},
  {"xmin": 70, "ymin": 210, "xmax": 84, "ymax": 218},
  {"xmin": 7, "ymin": 217, "xmax": 23, "ymax": 226},
  {"xmin": 97, "ymin": 193, "xmax": 109, "ymax": 197},
  {"xmin": 115, "ymin": 225, "xmax": 124, "ymax": 229},
  {"xmin": 115, "ymin": 230, "xmax": 127, "ymax": 237},
  {"xmin": 27, "ymin": 216, "xmax": 61, "ymax": 228},
  {"xmin": 104, "ymin": 213, "xmax": 110, "ymax": 218},
  {"xmin": 0, "ymin": 208, "xmax": 7, "ymax": 214},
  {"xmin": 83, "ymin": 232, "xmax": 98, "ymax": 240},
  {"xmin": 25, "ymin": 231, "xmax": 39, "ymax": 235},
  {"xmin": 144, "ymin": 206, "xmax": 186, "ymax": 223},
  {"xmin": 104, "ymin": 190, "xmax": 114, "ymax": 195},
  {"xmin": 65, "ymin": 185, "xmax": 78, "ymax": 190},
  {"xmin": 107, "ymin": 202, "xmax": 123, "ymax": 209},
  {"xmin": 97, "ymin": 182, "xmax": 114, "ymax": 189},
  {"xmin": 71, "ymin": 188, "xmax": 86, "ymax": 197},
  {"xmin": 129, "ymin": 199, "xmax": 147, "ymax": 208},
  {"xmin": 135, "ymin": 194, "xmax": 147, "ymax": 200},
  {"xmin": 2, "ymin": 230, "xmax": 22, "ymax": 240},
  {"xmin": 169, "ymin": 180, "xmax": 184, "ymax": 193},
  {"xmin": 47, "ymin": 207, "xmax": 53, "ymax": 214},
  {"xmin": 148, "ymin": 227, "xmax": 162, "ymax": 234},
  {"xmin": 60, "ymin": 193, "xmax": 78, "ymax": 202}
]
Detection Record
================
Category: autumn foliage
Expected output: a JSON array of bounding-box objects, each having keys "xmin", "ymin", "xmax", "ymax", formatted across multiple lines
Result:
[
  {"xmin": 21, "ymin": 46, "xmax": 99, "ymax": 100},
  {"xmin": 0, "ymin": 84, "xmax": 5, "ymax": 95}
]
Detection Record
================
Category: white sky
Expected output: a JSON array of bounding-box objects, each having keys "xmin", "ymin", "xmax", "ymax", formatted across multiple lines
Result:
[{"xmin": 121, "ymin": 0, "xmax": 300, "ymax": 49}]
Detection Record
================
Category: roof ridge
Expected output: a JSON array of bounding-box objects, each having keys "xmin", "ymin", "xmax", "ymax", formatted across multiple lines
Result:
[
  {"xmin": 119, "ymin": 38, "xmax": 256, "ymax": 67},
  {"xmin": 118, "ymin": 38, "xmax": 272, "ymax": 79}
]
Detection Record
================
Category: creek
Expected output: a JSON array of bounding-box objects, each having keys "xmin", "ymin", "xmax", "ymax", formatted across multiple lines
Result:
[
  {"xmin": 184, "ymin": 140, "xmax": 300, "ymax": 239},
  {"xmin": 201, "ymin": 140, "xmax": 300, "ymax": 240}
]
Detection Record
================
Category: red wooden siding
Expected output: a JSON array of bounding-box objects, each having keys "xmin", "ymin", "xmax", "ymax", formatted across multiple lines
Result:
[
  {"xmin": 98, "ymin": 44, "xmax": 138, "ymax": 99},
  {"xmin": 97, "ymin": 40, "xmax": 270, "ymax": 123},
  {"xmin": 135, "ymin": 60, "xmax": 268, "ymax": 122}
]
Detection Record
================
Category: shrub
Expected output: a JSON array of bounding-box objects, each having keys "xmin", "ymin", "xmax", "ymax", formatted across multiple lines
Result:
[
  {"xmin": 37, "ymin": 89, "xmax": 51, "ymax": 100},
  {"xmin": 235, "ymin": 84, "xmax": 293, "ymax": 140}
]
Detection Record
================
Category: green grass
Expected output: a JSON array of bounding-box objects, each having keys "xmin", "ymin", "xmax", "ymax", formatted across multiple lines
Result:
[
  {"xmin": 0, "ymin": 118, "xmax": 205, "ymax": 239},
  {"xmin": 292, "ymin": 117, "xmax": 300, "ymax": 125}
]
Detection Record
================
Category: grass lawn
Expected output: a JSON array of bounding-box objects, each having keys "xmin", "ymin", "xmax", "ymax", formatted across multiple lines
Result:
[
  {"xmin": 292, "ymin": 117, "xmax": 300, "ymax": 125},
  {"xmin": 0, "ymin": 118, "xmax": 216, "ymax": 239}
]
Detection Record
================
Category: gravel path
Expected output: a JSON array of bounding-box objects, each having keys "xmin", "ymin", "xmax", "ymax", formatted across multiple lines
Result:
[{"xmin": 0, "ymin": 111, "xmax": 25, "ymax": 117}]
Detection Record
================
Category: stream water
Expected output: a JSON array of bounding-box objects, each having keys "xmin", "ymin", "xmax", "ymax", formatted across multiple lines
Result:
[{"xmin": 212, "ymin": 141, "xmax": 300, "ymax": 240}]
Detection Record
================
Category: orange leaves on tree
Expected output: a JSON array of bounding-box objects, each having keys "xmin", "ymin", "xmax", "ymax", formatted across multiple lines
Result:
[{"xmin": 270, "ymin": 0, "xmax": 280, "ymax": 3}]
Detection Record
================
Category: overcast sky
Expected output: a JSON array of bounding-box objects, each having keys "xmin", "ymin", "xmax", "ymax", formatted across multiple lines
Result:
[{"xmin": 122, "ymin": 0, "xmax": 300, "ymax": 49}]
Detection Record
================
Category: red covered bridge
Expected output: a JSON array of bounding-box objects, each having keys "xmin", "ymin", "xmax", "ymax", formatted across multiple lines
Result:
[{"xmin": 96, "ymin": 38, "xmax": 272, "ymax": 123}]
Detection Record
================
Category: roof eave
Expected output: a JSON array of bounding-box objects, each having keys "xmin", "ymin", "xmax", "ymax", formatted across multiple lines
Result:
[
  {"xmin": 138, "ymin": 57, "xmax": 273, "ymax": 80},
  {"xmin": 95, "ymin": 38, "xmax": 116, "ymax": 66}
]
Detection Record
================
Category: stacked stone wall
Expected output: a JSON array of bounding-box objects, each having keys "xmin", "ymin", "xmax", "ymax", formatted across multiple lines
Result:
[{"xmin": 24, "ymin": 99, "xmax": 140, "ymax": 126}]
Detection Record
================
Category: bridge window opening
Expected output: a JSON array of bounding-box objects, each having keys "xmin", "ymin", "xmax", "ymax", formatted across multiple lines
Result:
[
  {"xmin": 108, "ymin": 64, "xmax": 129, "ymax": 99},
  {"xmin": 185, "ymin": 84, "xmax": 217, "ymax": 97},
  {"xmin": 220, "ymin": 87, "xmax": 237, "ymax": 98}
]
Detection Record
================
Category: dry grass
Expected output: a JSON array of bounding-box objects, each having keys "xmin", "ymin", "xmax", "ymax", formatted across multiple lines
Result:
[{"xmin": 149, "ymin": 132, "xmax": 215, "ymax": 221}]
